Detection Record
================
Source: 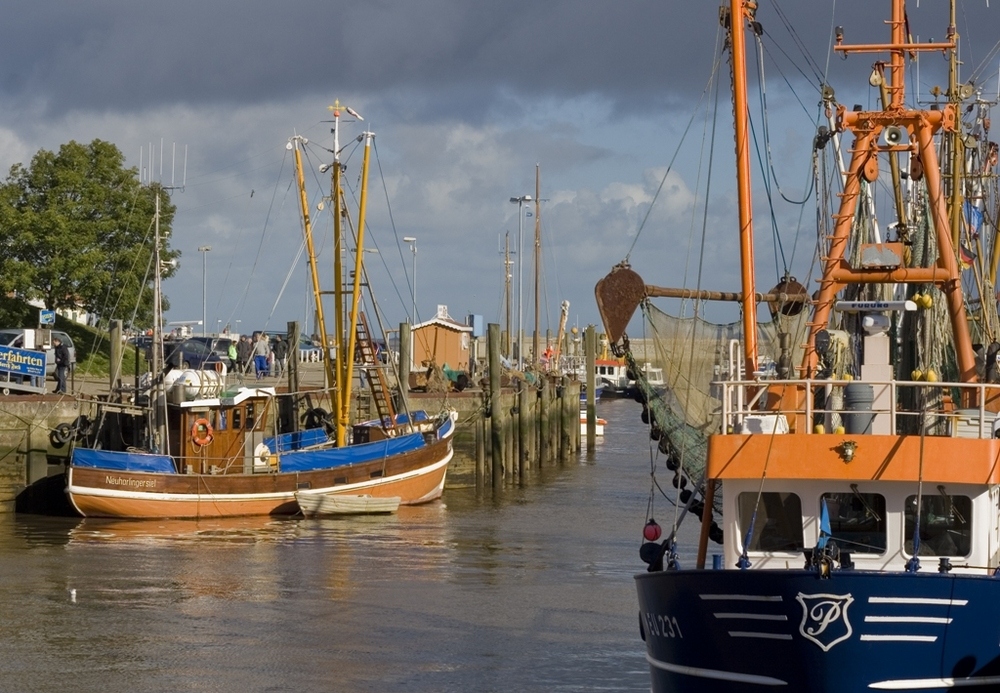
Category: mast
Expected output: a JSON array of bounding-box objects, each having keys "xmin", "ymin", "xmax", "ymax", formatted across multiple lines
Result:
[
  {"xmin": 291, "ymin": 135, "xmax": 338, "ymax": 428},
  {"xmin": 331, "ymin": 103, "xmax": 346, "ymax": 443},
  {"xmin": 338, "ymin": 129, "xmax": 374, "ymax": 436},
  {"xmin": 802, "ymin": 0, "xmax": 977, "ymax": 383},
  {"xmin": 533, "ymin": 164, "xmax": 541, "ymax": 371},
  {"xmin": 728, "ymin": 0, "xmax": 759, "ymax": 377},
  {"xmin": 505, "ymin": 232, "xmax": 512, "ymax": 357},
  {"xmin": 151, "ymin": 189, "xmax": 167, "ymax": 453}
]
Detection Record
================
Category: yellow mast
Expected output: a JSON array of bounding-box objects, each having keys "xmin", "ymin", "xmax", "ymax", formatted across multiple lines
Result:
[
  {"xmin": 330, "ymin": 103, "xmax": 346, "ymax": 443},
  {"xmin": 291, "ymin": 135, "xmax": 338, "ymax": 410},
  {"xmin": 338, "ymin": 129, "xmax": 374, "ymax": 433}
]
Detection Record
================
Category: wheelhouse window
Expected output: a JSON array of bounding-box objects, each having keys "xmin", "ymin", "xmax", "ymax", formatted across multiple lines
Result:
[
  {"xmin": 904, "ymin": 492, "xmax": 971, "ymax": 557},
  {"xmin": 737, "ymin": 492, "xmax": 804, "ymax": 552},
  {"xmin": 821, "ymin": 492, "xmax": 886, "ymax": 554}
]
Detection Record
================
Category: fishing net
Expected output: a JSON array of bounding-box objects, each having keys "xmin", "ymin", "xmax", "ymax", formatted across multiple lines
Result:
[{"xmin": 628, "ymin": 300, "xmax": 811, "ymax": 479}]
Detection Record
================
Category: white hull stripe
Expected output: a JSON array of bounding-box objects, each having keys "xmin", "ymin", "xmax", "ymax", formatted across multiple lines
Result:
[
  {"xmin": 699, "ymin": 594, "xmax": 784, "ymax": 602},
  {"xmin": 728, "ymin": 631, "xmax": 793, "ymax": 640},
  {"xmin": 868, "ymin": 597, "xmax": 968, "ymax": 606},
  {"xmin": 864, "ymin": 616, "xmax": 953, "ymax": 624},
  {"xmin": 859, "ymin": 634, "xmax": 938, "ymax": 642},
  {"xmin": 869, "ymin": 674, "xmax": 1000, "ymax": 689},
  {"xmin": 646, "ymin": 653, "xmax": 787, "ymax": 686},
  {"xmin": 714, "ymin": 613, "xmax": 788, "ymax": 621},
  {"xmin": 68, "ymin": 455, "xmax": 451, "ymax": 504}
]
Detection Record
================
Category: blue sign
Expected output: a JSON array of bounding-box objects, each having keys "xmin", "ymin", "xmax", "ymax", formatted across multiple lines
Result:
[
  {"xmin": 0, "ymin": 345, "xmax": 46, "ymax": 377},
  {"xmin": 39, "ymin": 309, "xmax": 55, "ymax": 325}
]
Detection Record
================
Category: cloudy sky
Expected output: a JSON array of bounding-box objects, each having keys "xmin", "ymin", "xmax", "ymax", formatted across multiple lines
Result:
[{"xmin": 0, "ymin": 0, "xmax": 996, "ymax": 340}]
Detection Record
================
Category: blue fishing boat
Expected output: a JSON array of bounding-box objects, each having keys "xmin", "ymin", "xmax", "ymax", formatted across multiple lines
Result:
[{"xmin": 595, "ymin": 1, "xmax": 1000, "ymax": 690}]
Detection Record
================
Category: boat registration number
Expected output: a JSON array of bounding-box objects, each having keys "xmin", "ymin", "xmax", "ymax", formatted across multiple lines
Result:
[{"xmin": 644, "ymin": 612, "xmax": 683, "ymax": 639}]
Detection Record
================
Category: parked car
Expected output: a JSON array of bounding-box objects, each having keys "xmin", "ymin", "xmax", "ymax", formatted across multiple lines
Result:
[
  {"xmin": 186, "ymin": 336, "xmax": 235, "ymax": 369},
  {"xmin": 163, "ymin": 338, "xmax": 226, "ymax": 371},
  {"xmin": 0, "ymin": 329, "xmax": 76, "ymax": 378}
]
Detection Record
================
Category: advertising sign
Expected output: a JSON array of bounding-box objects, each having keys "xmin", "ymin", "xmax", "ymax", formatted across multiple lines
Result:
[
  {"xmin": 39, "ymin": 309, "xmax": 56, "ymax": 325},
  {"xmin": 0, "ymin": 345, "xmax": 46, "ymax": 377}
]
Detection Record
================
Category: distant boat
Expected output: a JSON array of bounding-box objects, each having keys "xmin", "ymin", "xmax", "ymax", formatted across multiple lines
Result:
[
  {"xmin": 296, "ymin": 492, "xmax": 401, "ymax": 516},
  {"xmin": 580, "ymin": 412, "xmax": 606, "ymax": 436}
]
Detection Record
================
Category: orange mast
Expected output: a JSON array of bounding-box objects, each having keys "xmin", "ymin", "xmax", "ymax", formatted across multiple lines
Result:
[
  {"xmin": 729, "ymin": 0, "xmax": 759, "ymax": 379},
  {"xmin": 802, "ymin": 0, "xmax": 975, "ymax": 383}
]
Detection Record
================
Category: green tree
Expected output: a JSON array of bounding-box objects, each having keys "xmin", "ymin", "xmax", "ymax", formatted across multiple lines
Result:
[{"xmin": 0, "ymin": 139, "xmax": 179, "ymax": 327}]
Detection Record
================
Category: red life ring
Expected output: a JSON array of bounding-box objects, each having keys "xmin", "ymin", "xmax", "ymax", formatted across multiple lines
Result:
[{"xmin": 191, "ymin": 418, "xmax": 214, "ymax": 446}]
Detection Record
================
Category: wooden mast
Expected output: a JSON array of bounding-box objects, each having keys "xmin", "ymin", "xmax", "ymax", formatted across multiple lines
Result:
[
  {"xmin": 729, "ymin": 0, "xmax": 759, "ymax": 378},
  {"xmin": 291, "ymin": 135, "xmax": 338, "ymax": 425},
  {"xmin": 331, "ymin": 103, "xmax": 346, "ymax": 445},
  {"xmin": 338, "ymin": 129, "xmax": 374, "ymax": 435}
]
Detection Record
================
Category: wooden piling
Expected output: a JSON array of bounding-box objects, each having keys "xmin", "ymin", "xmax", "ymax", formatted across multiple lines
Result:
[
  {"xmin": 475, "ymin": 414, "xmax": 485, "ymax": 486},
  {"xmin": 517, "ymin": 384, "xmax": 527, "ymax": 480},
  {"xmin": 539, "ymin": 376, "xmax": 550, "ymax": 466},
  {"xmin": 559, "ymin": 375, "xmax": 571, "ymax": 462},
  {"xmin": 286, "ymin": 321, "xmax": 301, "ymax": 432},
  {"xmin": 488, "ymin": 323, "xmax": 504, "ymax": 488},
  {"xmin": 109, "ymin": 319, "xmax": 123, "ymax": 397},
  {"xmin": 585, "ymin": 325, "xmax": 596, "ymax": 449},
  {"xmin": 399, "ymin": 322, "xmax": 411, "ymax": 415}
]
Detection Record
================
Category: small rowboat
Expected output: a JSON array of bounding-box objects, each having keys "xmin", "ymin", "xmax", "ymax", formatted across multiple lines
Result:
[{"xmin": 296, "ymin": 492, "xmax": 401, "ymax": 517}]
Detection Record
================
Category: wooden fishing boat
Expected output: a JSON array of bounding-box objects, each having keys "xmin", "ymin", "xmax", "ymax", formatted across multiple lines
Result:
[
  {"xmin": 596, "ymin": 1, "xmax": 1000, "ymax": 690},
  {"xmin": 67, "ymin": 105, "xmax": 456, "ymax": 519}
]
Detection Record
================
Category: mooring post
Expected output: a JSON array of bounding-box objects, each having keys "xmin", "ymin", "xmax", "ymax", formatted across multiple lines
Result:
[
  {"xmin": 399, "ymin": 322, "xmax": 411, "ymax": 418},
  {"xmin": 539, "ymin": 376, "xmax": 550, "ymax": 466},
  {"xmin": 286, "ymin": 321, "xmax": 301, "ymax": 433},
  {"xmin": 585, "ymin": 325, "xmax": 596, "ymax": 449},
  {"xmin": 488, "ymin": 323, "xmax": 504, "ymax": 488},
  {"xmin": 517, "ymin": 383, "xmax": 527, "ymax": 481},
  {"xmin": 109, "ymin": 319, "xmax": 123, "ymax": 399},
  {"xmin": 475, "ymin": 414, "xmax": 485, "ymax": 487},
  {"xmin": 560, "ymin": 374, "xmax": 571, "ymax": 462}
]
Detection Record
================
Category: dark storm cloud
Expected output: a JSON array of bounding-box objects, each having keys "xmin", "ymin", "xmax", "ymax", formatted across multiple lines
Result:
[{"xmin": 3, "ymin": 1, "xmax": 995, "ymax": 120}]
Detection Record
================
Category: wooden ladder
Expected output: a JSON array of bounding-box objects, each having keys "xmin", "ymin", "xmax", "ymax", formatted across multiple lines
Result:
[{"xmin": 355, "ymin": 312, "xmax": 396, "ymax": 428}]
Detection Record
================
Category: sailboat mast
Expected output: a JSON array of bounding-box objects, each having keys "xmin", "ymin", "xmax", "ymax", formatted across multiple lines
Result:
[
  {"xmin": 331, "ymin": 105, "xmax": 346, "ymax": 444},
  {"xmin": 291, "ymin": 136, "xmax": 338, "ymax": 419},
  {"xmin": 533, "ymin": 164, "xmax": 541, "ymax": 371},
  {"xmin": 152, "ymin": 189, "xmax": 167, "ymax": 453},
  {"xmin": 729, "ymin": 0, "xmax": 759, "ymax": 376},
  {"xmin": 339, "ymin": 130, "xmax": 374, "ymax": 432}
]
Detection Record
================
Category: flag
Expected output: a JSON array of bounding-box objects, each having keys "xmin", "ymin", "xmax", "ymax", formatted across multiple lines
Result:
[
  {"xmin": 818, "ymin": 497, "xmax": 831, "ymax": 550},
  {"xmin": 959, "ymin": 243, "xmax": 977, "ymax": 270},
  {"xmin": 963, "ymin": 201, "xmax": 983, "ymax": 239}
]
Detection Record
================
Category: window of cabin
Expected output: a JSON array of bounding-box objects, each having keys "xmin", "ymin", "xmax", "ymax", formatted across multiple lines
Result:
[
  {"xmin": 737, "ymin": 492, "xmax": 804, "ymax": 552},
  {"xmin": 233, "ymin": 407, "xmax": 242, "ymax": 429},
  {"xmin": 821, "ymin": 492, "xmax": 886, "ymax": 554},
  {"xmin": 904, "ymin": 493, "xmax": 972, "ymax": 557},
  {"xmin": 246, "ymin": 402, "xmax": 256, "ymax": 429}
]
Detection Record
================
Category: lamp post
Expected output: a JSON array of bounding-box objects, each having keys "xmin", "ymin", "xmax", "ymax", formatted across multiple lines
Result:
[
  {"xmin": 509, "ymin": 195, "xmax": 532, "ymax": 364},
  {"xmin": 198, "ymin": 245, "xmax": 212, "ymax": 336},
  {"xmin": 403, "ymin": 236, "xmax": 417, "ymax": 323}
]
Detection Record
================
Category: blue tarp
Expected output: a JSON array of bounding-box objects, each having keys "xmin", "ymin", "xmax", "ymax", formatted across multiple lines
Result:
[
  {"xmin": 279, "ymin": 432, "xmax": 425, "ymax": 472},
  {"xmin": 264, "ymin": 427, "xmax": 329, "ymax": 452},
  {"xmin": 72, "ymin": 448, "xmax": 177, "ymax": 474}
]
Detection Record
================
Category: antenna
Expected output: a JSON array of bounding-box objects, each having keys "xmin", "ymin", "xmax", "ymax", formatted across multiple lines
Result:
[{"xmin": 139, "ymin": 141, "xmax": 188, "ymax": 191}]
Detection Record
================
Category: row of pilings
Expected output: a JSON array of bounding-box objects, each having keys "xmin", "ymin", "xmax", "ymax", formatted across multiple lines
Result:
[{"xmin": 469, "ymin": 323, "xmax": 599, "ymax": 488}]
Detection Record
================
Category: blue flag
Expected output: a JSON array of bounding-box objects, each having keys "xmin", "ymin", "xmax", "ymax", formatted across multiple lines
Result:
[{"xmin": 818, "ymin": 497, "xmax": 831, "ymax": 549}]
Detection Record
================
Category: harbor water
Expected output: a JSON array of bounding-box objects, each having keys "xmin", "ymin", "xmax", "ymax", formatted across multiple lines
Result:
[{"xmin": 0, "ymin": 398, "xmax": 701, "ymax": 692}]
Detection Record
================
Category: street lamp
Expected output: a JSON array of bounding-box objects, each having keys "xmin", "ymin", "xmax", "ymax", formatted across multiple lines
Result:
[
  {"xmin": 403, "ymin": 236, "xmax": 417, "ymax": 323},
  {"xmin": 198, "ymin": 245, "xmax": 212, "ymax": 336},
  {"xmin": 509, "ymin": 195, "xmax": 532, "ymax": 364}
]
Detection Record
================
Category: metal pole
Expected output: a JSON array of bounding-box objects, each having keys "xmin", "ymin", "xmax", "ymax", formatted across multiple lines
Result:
[
  {"xmin": 404, "ymin": 236, "xmax": 417, "ymax": 322},
  {"xmin": 198, "ymin": 245, "xmax": 211, "ymax": 336}
]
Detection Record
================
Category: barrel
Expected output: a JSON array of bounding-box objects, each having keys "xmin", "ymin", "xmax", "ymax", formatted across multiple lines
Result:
[{"xmin": 842, "ymin": 382, "xmax": 875, "ymax": 434}]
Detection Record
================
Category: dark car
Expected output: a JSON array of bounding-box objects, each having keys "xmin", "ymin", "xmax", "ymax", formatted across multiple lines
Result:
[
  {"xmin": 164, "ymin": 338, "xmax": 226, "ymax": 371},
  {"xmin": 186, "ymin": 336, "xmax": 235, "ymax": 369}
]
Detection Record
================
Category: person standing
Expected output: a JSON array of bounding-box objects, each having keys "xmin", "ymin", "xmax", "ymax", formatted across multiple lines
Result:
[
  {"xmin": 53, "ymin": 337, "xmax": 70, "ymax": 394},
  {"xmin": 271, "ymin": 335, "xmax": 289, "ymax": 378},
  {"xmin": 253, "ymin": 333, "xmax": 269, "ymax": 380},
  {"xmin": 237, "ymin": 335, "xmax": 253, "ymax": 376}
]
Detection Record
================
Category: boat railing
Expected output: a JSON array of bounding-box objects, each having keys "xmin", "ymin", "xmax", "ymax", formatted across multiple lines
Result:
[{"xmin": 718, "ymin": 377, "xmax": 1000, "ymax": 439}]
